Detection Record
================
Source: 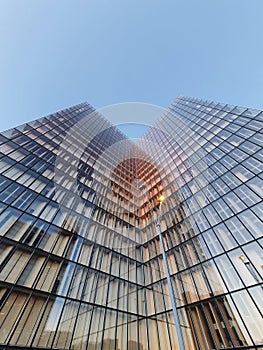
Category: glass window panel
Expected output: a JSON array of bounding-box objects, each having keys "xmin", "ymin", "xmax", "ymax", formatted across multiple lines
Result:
[
  {"xmin": 211, "ymin": 178, "xmax": 230, "ymax": 196},
  {"xmin": 0, "ymin": 175, "xmax": 11, "ymax": 191},
  {"xmin": 9, "ymin": 295, "xmax": 47, "ymax": 346},
  {"xmin": 39, "ymin": 202, "xmax": 59, "ymax": 222},
  {"xmin": 201, "ymin": 301, "xmax": 226, "ymax": 348},
  {"xmin": 202, "ymin": 229, "xmax": 224, "ymax": 256},
  {"xmin": 232, "ymin": 164, "xmax": 254, "ymax": 182},
  {"xmin": 35, "ymin": 258, "xmax": 61, "ymax": 292},
  {"xmin": 247, "ymin": 119, "xmax": 263, "ymax": 131},
  {"xmin": 228, "ymin": 248, "xmax": 261, "ymax": 287},
  {"xmin": 71, "ymin": 303, "xmax": 93, "ymax": 350},
  {"xmin": 231, "ymin": 290, "xmax": 263, "ymax": 345},
  {"xmin": 11, "ymin": 188, "xmax": 37, "ymax": 210},
  {"xmin": 4, "ymin": 213, "xmax": 34, "ymax": 241},
  {"xmin": 128, "ymin": 283, "xmax": 137, "ymax": 314},
  {"xmin": 240, "ymin": 140, "xmax": 260, "ymax": 155},
  {"xmin": 221, "ymin": 172, "xmax": 242, "ymax": 190},
  {"xmin": 53, "ymin": 300, "xmax": 80, "ymax": 349},
  {"xmin": 118, "ymin": 280, "xmax": 128, "ymax": 312},
  {"xmin": 195, "ymin": 234, "xmax": 212, "ymax": 259},
  {"xmin": 241, "ymin": 241, "xmax": 263, "ymax": 281},
  {"xmin": 0, "ymin": 182, "xmax": 24, "ymax": 204},
  {"xmin": 145, "ymin": 287, "xmax": 156, "ymax": 315},
  {"xmin": 253, "ymin": 149, "xmax": 263, "ymax": 162},
  {"xmin": 0, "ymin": 156, "xmax": 16, "ymax": 173},
  {"xmin": 116, "ymin": 312, "xmax": 127, "ymax": 350},
  {"xmin": 27, "ymin": 195, "xmax": 49, "ymax": 216},
  {"xmin": 153, "ymin": 283, "xmax": 165, "ymax": 314},
  {"xmin": 107, "ymin": 278, "xmax": 119, "ymax": 310},
  {"xmin": 247, "ymin": 176, "xmax": 263, "ymax": 198},
  {"xmin": 242, "ymin": 108, "xmax": 261, "ymax": 118},
  {"xmin": 0, "ymin": 249, "xmax": 31, "ymax": 283},
  {"xmin": 95, "ymin": 274, "xmax": 108, "ymax": 307},
  {"xmin": 167, "ymin": 251, "xmax": 178, "ymax": 275},
  {"xmin": 67, "ymin": 265, "xmax": 86, "ymax": 300},
  {"xmin": 248, "ymin": 285, "xmax": 263, "ymax": 316},
  {"xmin": 157, "ymin": 314, "xmax": 171, "ymax": 350},
  {"xmin": 37, "ymin": 224, "xmax": 59, "ymax": 252},
  {"xmin": 8, "ymin": 148, "xmax": 29, "ymax": 162},
  {"xmin": 213, "ymin": 297, "xmax": 247, "ymax": 347},
  {"xmin": 52, "ymin": 231, "xmax": 71, "ymax": 257},
  {"xmin": 17, "ymin": 254, "xmax": 46, "ymax": 288},
  {"xmin": 138, "ymin": 318, "xmax": 148, "ymax": 350},
  {"xmin": 66, "ymin": 236, "xmax": 83, "ymax": 261},
  {"xmin": 187, "ymin": 304, "xmax": 215, "ymax": 350},
  {"xmin": 167, "ymin": 312, "xmax": 183, "ymax": 350},
  {"xmin": 181, "ymin": 270, "xmax": 199, "ymax": 303},
  {"xmin": 177, "ymin": 309, "xmax": 197, "ymax": 350},
  {"xmin": 213, "ymin": 223, "xmax": 237, "ymax": 250},
  {"xmin": 203, "ymin": 205, "xmax": 221, "ymax": 226},
  {"xmin": 234, "ymin": 185, "xmax": 261, "ymax": 206},
  {"xmin": 251, "ymin": 201, "xmax": 263, "ymax": 221},
  {"xmin": 127, "ymin": 314, "xmax": 138, "ymax": 350},
  {"xmin": 193, "ymin": 210, "xmax": 210, "ymax": 232},
  {"xmin": 242, "ymin": 157, "xmax": 262, "ymax": 175},
  {"xmin": 22, "ymin": 219, "xmax": 49, "ymax": 247},
  {"xmin": 32, "ymin": 297, "xmax": 64, "ymax": 348},
  {"xmin": 148, "ymin": 318, "xmax": 160, "ymax": 350},
  {"xmin": 81, "ymin": 271, "xmax": 97, "ymax": 304},
  {"xmin": 100, "ymin": 250, "xmax": 111, "ymax": 274},
  {"xmin": 202, "ymin": 260, "xmax": 228, "ymax": 294},
  {"xmin": 3, "ymin": 163, "xmax": 27, "ymax": 180},
  {"xmin": 224, "ymin": 216, "xmax": 253, "ymax": 244},
  {"xmin": 192, "ymin": 267, "xmax": 211, "ymax": 300},
  {"xmin": 231, "ymin": 148, "xmax": 249, "ymax": 162},
  {"xmin": 236, "ymin": 127, "xmax": 255, "ymax": 139},
  {"xmin": 220, "ymin": 154, "xmax": 237, "ymax": 169},
  {"xmin": 56, "ymin": 262, "xmax": 76, "ymax": 296},
  {"xmin": 238, "ymin": 209, "xmax": 263, "ymax": 238},
  {"xmin": 214, "ymin": 255, "xmax": 244, "ymax": 291},
  {"xmin": 0, "ymin": 240, "xmax": 14, "ymax": 265},
  {"xmin": 88, "ymin": 307, "xmax": 105, "ymax": 349},
  {"xmin": 0, "ymin": 292, "xmax": 28, "ymax": 343},
  {"xmin": 212, "ymin": 199, "xmax": 234, "ymax": 221},
  {"xmin": 223, "ymin": 192, "xmax": 246, "ymax": 214}
]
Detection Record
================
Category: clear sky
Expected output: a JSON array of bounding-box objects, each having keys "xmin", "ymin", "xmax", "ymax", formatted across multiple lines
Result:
[{"xmin": 0, "ymin": 0, "xmax": 263, "ymax": 131}]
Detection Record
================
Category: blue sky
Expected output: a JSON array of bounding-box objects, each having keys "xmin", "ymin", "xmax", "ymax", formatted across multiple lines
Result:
[{"xmin": 0, "ymin": 0, "xmax": 263, "ymax": 131}]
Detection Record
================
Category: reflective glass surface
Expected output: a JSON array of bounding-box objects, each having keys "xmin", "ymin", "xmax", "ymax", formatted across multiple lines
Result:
[{"xmin": 0, "ymin": 98, "xmax": 262, "ymax": 350}]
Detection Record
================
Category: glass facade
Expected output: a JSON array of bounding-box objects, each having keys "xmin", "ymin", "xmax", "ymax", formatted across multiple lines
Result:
[{"xmin": 0, "ymin": 96, "xmax": 262, "ymax": 350}]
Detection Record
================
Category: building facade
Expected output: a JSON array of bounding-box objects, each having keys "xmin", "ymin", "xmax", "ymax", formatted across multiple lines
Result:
[{"xmin": 0, "ymin": 97, "xmax": 262, "ymax": 350}]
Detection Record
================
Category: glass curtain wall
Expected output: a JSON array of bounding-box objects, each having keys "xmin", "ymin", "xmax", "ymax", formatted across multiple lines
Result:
[
  {"xmin": 142, "ymin": 97, "xmax": 263, "ymax": 349},
  {"xmin": 0, "ymin": 97, "xmax": 262, "ymax": 350}
]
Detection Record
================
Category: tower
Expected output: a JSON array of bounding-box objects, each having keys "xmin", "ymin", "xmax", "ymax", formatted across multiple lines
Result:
[{"xmin": 0, "ymin": 97, "xmax": 262, "ymax": 349}]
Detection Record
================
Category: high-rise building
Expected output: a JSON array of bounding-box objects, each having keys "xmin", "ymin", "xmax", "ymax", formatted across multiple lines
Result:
[{"xmin": 0, "ymin": 96, "xmax": 262, "ymax": 350}]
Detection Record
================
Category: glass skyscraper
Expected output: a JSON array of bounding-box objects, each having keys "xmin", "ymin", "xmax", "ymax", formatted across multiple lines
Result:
[{"xmin": 0, "ymin": 96, "xmax": 262, "ymax": 350}]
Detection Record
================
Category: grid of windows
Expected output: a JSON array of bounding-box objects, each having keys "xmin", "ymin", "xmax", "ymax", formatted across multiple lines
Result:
[
  {"xmin": 0, "ymin": 97, "xmax": 262, "ymax": 350},
  {"xmin": 149, "ymin": 97, "xmax": 263, "ymax": 349}
]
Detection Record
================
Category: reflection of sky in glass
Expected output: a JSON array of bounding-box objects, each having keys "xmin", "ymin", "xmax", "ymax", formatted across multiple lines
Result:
[
  {"xmin": 46, "ymin": 298, "xmax": 64, "ymax": 330},
  {"xmin": 116, "ymin": 123, "xmax": 150, "ymax": 141}
]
